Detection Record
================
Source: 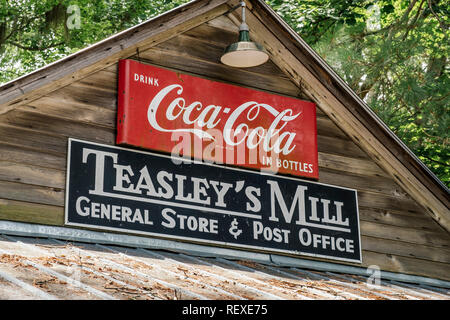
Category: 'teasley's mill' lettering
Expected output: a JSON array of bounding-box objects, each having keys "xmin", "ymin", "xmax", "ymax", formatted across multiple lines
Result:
[{"xmin": 81, "ymin": 147, "xmax": 350, "ymax": 229}]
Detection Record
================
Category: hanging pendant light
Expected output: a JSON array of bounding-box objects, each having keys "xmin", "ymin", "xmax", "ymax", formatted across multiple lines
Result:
[{"xmin": 220, "ymin": 1, "xmax": 269, "ymax": 68}]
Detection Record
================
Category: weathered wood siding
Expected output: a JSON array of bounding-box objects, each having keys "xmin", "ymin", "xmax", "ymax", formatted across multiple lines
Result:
[{"xmin": 0, "ymin": 15, "xmax": 448, "ymax": 281}]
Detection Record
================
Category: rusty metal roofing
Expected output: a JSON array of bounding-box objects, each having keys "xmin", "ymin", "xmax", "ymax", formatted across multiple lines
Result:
[{"xmin": 0, "ymin": 233, "xmax": 449, "ymax": 300}]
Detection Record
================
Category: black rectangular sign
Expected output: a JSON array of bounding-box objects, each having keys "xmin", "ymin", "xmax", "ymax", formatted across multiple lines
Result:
[{"xmin": 65, "ymin": 139, "xmax": 362, "ymax": 263}]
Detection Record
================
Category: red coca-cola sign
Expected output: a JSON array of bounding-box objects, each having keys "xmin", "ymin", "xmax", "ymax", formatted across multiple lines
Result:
[{"xmin": 116, "ymin": 59, "xmax": 318, "ymax": 179}]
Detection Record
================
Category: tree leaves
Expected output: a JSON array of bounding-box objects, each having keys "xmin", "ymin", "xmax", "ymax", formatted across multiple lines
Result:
[
  {"xmin": 0, "ymin": 0, "xmax": 190, "ymax": 83},
  {"xmin": 267, "ymin": 0, "xmax": 449, "ymax": 186}
]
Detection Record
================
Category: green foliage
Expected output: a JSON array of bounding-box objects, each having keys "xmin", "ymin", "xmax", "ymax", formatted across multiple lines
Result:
[
  {"xmin": 0, "ymin": 0, "xmax": 189, "ymax": 82},
  {"xmin": 268, "ymin": 0, "xmax": 449, "ymax": 187},
  {"xmin": 0, "ymin": 0, "xmax": 448, "ymax": 186}
]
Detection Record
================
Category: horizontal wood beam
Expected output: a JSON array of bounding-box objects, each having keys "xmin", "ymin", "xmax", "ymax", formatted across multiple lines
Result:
[{"xmin": 0, "ymin": 199, "xmax": 63, "ymax": 226}]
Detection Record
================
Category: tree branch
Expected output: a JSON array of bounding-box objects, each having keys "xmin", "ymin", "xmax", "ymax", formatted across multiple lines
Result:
[
  {"xmin": 420, "ymin": 154, "xmax": 449, "ymax": 167},
  {"xmin": 402, "ymin": 0, "xmax": 426, "ymax": 41},
  {"xmin": 311, "ymin": 19, "xmax": 337, "ymax": 44},
  {"xmin": 6, "ymin": 40, "xmax": 65, "ymax": 51},
  {"xmin": 427, "ymin": 0, "xmax": 449, "ymax": 33},
  {"xmin": 401, "ymin": 0, "xmax": 419, "ymax": 22}
]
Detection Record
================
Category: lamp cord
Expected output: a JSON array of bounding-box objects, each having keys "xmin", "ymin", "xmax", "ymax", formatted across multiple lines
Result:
[{"xmin": 241, "ymin": 1, "xmax": 246, "ymax": 24}]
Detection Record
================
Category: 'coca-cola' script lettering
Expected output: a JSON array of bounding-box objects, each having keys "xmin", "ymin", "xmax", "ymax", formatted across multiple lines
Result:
[{"xmin": 147, "ymin": 84, "xmax": 301, "ymax": 155}]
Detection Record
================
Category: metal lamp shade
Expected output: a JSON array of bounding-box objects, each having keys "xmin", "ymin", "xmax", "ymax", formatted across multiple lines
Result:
[
  {"xmin": 220, "ymin": 30, "xmax": 269, "ymax": 68},
  {"xmin": 221, "ymin": 41, "xmax": 269, "ymax": 68}
]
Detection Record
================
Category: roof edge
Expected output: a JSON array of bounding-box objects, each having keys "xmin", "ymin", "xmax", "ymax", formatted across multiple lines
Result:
[{"xmin": 2, "ymin": 220, "xmax": 450, "ymax": 288}]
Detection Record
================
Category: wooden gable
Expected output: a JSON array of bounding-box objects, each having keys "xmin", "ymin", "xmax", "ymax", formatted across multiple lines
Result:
[{"xmin": 0, "ymin": 0, "xmax": 448, "ymax": 281}]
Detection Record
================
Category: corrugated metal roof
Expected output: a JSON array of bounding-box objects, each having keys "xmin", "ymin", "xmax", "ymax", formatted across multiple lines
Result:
[{"xmin": 0, "ymin": 233, "xmax": 448, "ymax": 300}]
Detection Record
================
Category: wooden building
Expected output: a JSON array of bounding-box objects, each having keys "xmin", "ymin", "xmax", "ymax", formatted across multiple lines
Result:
[{"xmin": 0, "ymin": 0, "xmax": 449, "ymax": 287}]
